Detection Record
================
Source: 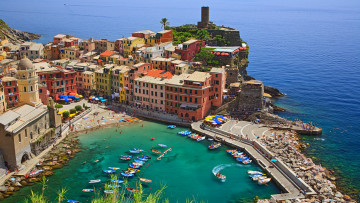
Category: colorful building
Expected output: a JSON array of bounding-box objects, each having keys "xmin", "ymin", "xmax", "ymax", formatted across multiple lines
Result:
[
  {"xmin": 175, "ymin": 39, "xmax": 205, "ymax": 61},
  {"xmin": 0, "ymin": 84, "xmax": 6, "ymax": 113},
  {"xmin": 132, "ymin": 30, "xmax": 155, "ymax": 39},
  {"xmin": 77, "ymin": 71, "xmax": 95, "ymax": 96},
  {"xmin": 95, "ymin": 39, "xmax": 115, "ymax": 53},
  {"xmin": 79, "ymin": 38, "xmax": 95, "ymax": 53},
  {"xmin": 151, "ymin": 57, "xmax": 175, "ymax": 71},
  {"xmin": 124, "ymin": 63, "xmax": 153, "ymax": 104},
  {"xmin": 95, "ymin": 64, "xmax": 114, "ymax": 97},
  {"xmin": 100, "ymin": 50, "xmax": 115, "ymax": 63},
  {"xmin": 0, "ymin": 76, "xmax": 19, "ymax": 108},
  {"xmin": 118, "ymin": 65, "xmax": 131, "ymax": 103},
  {"xmin": 122, "ymin": 37, "xmax": 145, "ymax": 57}
]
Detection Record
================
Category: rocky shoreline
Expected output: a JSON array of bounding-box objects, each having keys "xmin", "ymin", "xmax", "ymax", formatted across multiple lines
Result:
[{"xmin": 0, "ymin": 19, "xmax": 41, "ymax": 43}]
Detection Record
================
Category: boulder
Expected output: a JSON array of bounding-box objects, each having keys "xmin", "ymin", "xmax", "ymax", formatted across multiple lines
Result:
[
  {"xmin": 6, "ymin": 187, "xmax": 15, "ymax": 192},
  {"xmin": 14, "ymin": 182, "xmax": 22, "ymax": 187},
  {"xmin": 20, "ymin": 180, "xmax": 28, "ymax": 186},
  {"xmin": 0, "ymin": 186, "xmax": 8, "ymax": 192}
]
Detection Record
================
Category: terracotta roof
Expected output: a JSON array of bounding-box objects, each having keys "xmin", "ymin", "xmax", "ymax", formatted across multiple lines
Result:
[
  {"xmin": 100, "ymin": 50, "xmax": 115, "ymax": 57},
  {"xmin": 146, "ymin": 69, "xmax": 173, "ymax": 79}
]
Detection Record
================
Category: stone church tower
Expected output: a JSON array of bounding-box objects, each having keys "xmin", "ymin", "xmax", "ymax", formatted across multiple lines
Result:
[{"xmin": 16, "ymin": 56, "xmax": 42, "ymax": 107}]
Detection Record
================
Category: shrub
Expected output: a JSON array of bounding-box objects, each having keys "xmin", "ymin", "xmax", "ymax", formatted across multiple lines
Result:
[
  {"xmin": 62, "ymin": 111, "xmax": 69, "ymax": 118},
  {"xmin": 75, "ymin": 105, "xmax": 82, "ymax": 112},
  {"xmin": 55, "ymin": 104, "xmax": 63, "ymax": 109},
  {"xmin": 69, "ymin": 109, "xmax": 76, "ymax": 114}
]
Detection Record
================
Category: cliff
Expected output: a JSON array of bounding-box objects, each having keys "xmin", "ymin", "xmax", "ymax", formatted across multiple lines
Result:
[{"xmin": 0, "ymin": 19, "xmax": 41, "ymax": 44}]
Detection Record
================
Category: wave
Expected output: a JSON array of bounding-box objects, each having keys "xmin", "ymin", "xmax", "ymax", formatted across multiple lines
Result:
[{"xmin": 211, "ymin": 163, "xmax": 246, "ymax": 175}]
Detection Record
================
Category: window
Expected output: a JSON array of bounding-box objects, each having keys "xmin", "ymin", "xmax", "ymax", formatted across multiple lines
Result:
[
  {"xmin": 8, "ymin": 89, "xmax": 11, "ymax": 93},
  {"xmin": 180, "ymin": 96, "xmax": 182, "ymax": 101},
  {"xmin": 15, "ymin": 96, "xmax": 17, "ymax": 100},
  {"xmin": 9, "ymin": 97, "xmax": 12, "ymax": 101},
  {"xmin": 195, "ymin": 98, "xmax": 197, "ymax": 103},
  {"xmin": 18, "ymin": 134, "xmax": 21, "ymax": 143},
  {"xmin": 39, "ymin": 89, "xmax": 42, "ymax": 93},
  {"xmin": 185, "ymin": 97, "xmax": 187, "ymax": 102}
]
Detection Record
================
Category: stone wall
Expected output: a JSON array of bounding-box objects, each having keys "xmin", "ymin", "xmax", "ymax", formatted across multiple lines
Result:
[
  {"xmin": 207, "ymin": 29, "xmax": 242, "ymax": 46},
  {"xmin": 225, "ymin": 68, "xmax": 240, "ymax": 86}
]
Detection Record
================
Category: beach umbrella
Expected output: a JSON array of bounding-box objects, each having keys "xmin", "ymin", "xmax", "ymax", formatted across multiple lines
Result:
[
  {"xmin": 92, "ymin": 97, "xmax": 96, "ymax": 100},
  {"xmin": 65, "ymin": 99, "xmax": 69, "ymax": 102},
  {"xmin": 75, "ymin": 97, "xmax": 80, "ymax": 99}
]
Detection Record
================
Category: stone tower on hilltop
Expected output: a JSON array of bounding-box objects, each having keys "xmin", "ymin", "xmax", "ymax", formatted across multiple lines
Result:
[
  {"xmin": 198, "ymin": 6, "xmax": 212, "ymax": 28},
  {"xmin": 16, "ymin": 56, "xmax": 42, "ymax": 107}
]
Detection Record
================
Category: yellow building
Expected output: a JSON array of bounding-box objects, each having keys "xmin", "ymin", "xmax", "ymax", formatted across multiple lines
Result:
[
  {"xmin": 0, "ymin": 51, "xmax": 6, "ymax": 61},
  {"xmin": 118, "ymin": 65, "xmax": 131, "ymax": 103},
  {"xmin": 0, "ymin": 85, "xmax": 6, "ymax": 113},
  {"xmin": 61, "ymin": 46, "xmax": 80, "ymax": 60},
  {"xmin": 123, "ymin": 37, "xmax": 145, "ymax": 57},
  {"xmin": 151, "ymin": 57, "xmax": 175, "ymax": 70},
  {"xmin": 95, "ymin": 64, "xmax": 114, "ymax": 96}
]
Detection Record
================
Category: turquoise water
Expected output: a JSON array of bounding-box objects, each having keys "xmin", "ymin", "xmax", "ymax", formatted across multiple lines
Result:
[
  {"xmin": 2, "ymin": 121, "xmax": 280, "ymax": 202},
  {"xmin": 1, "ymin": 0, "xmax": 360, "ymax": 199}
]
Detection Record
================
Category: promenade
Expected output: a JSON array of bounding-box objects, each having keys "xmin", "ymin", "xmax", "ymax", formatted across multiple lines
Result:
[{"xmin": 191, "ymin": 120, "xmax": 317, "ymax": 201}]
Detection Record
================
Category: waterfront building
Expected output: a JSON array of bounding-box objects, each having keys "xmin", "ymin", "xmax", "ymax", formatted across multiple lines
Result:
[
  {"xmin": 95, "ymin": 39, "xmax": 115, "ymax": 53},
  {"xmin": 151, "ymin": 57, "xmax": 175, "ymax": 71},
  {"xmin": 0, "ymin": 84, "xmax": 6, "ymax": 113},
  {"xmin": 79, "ymin": 38, "xmax": 95, "ymax": 53},
  {"xmin": 164, "ymin": 68, "xmax": 226, "ymax": 121},
  {"xmin": 175, "ymin": 39, "xmax": 205, "ymax": 61},
  {"xmin": 43, "ymin": 43, "xmax": 52, "ymax": 60},
  {"xmin": 111, "ymin": 66, "xmax": 122, "ymax": 101},
  {"xmin": 124, "ymin": 63, "xmax": 152, "ymax": 104},
  {"xmin": 53, "ymin": 34, "xmax": 67, "ymax": 45},
  {"xmin": 95, "ymin": 64, "xmax": 114, "ymax": 97},
  {"xmin": 36, "ymin": 65, "xmax": 77, "ymax": 100},
  {"xmin": 233, "ymin": 80, "xmax": 264, "ymax": 114},
  {"xmin": 175, "ymin": 63, "xmax": 190, "ymax": 75},
  {"xmin": 115, "ymin": 38, "xmax": 126, "ymax": 55},
  {"xmin": 118, "ymin": 65, "xmax": 131, "ymax": 103},
  {"xmin": 0, "ymin": 76, "xmax": 19, "ymax": 108}
]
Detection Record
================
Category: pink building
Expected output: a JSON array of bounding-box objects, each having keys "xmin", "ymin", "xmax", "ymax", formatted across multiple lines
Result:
[
  {"xmin": 175, "ymin": 39, "xmax": 205, "ymax": 61},
  {"xmin": 53, "ymin": 34, "xmax": 66, "ymax": 45},
  {"xmin": 210, "ymin": 67, "xmax": 226, "ymax": 107},
  {"xmin": 124, "ymin": 63, "xmax": 153, "ymax": 104}
]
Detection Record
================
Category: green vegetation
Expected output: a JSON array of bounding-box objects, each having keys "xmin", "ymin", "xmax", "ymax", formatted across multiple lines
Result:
[
  {"xmin": 75, "ymin": 105, "xmax": 82, "ymax": 112},
  {"xmin": 194, "ymin": 48, "xmax": 220, "ymax": 67},
  {"xmin": 69, "ymin": 109, "xmax": 76, "ymax": 114},
  {"xmin": 172, "ymin": 28, "xmax": 209, "ymax": 44},
  {"xmin": 55, "ymin": 104, "xmax": 63, "ymax": 110},
  {"xmin": 214, "ymin": 35, "xmax": 230, "ymax": 46},
  {"xmin": 25, "ymin": 176, "xmax": 169, "ymax": 203},
  {"xmin": 62, "ymin": 111, "xmax": 70, "ymax": 118},
  {"xmin": 160, "ymin": 18, "xmax": 170, "ymax": 29}
]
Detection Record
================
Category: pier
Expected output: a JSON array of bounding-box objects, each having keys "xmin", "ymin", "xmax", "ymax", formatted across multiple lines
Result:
[{"xmin": 191, "ymin": 121, "xmax": 317, "ymax": 201}]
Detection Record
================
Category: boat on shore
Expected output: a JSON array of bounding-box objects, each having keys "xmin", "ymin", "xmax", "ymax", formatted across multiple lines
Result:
[
  {"xmin": 120, "ymin": 155, "xmax": 132, "ymax": 160},
  {"xmin": 252, "ymin": 176, "xmax": 268, "ymax": 181},
  {"xmin": 108, "ymin": 184, "xmax": 121, "ymax": 188},
  {"xmin": 151, "ymin": 149, "xmax": 161, "ymax": 154},
  {"xmin": 214, "ymin": 172, "xmax": 226, "ymax": 182},
  {"xmin": 209, "ymin": 142, "xmax": 221, "ymax": 150},
  {"xmin": 111, "ymin": 179, "xmax": 124, "ymax": 184},
  {"xmin": 258, "ymin": 178, "xmax": 271, "ymax": 184},
  {"xmin": 82, "ymin": 189, "xmax": 94, "ymax": 192},
  {"xmin": 89, "ymin": 179, "xmax": 101, "ymax": 183},
  {"xmin": 67, "ymin": 200, "xmax": 79, "ymax": 203},
  {"xmin": 139, "ymin": 178, "xmax": 152, "ymax": 183},
  {"xmin": 129, "ymin": 150, "xmax": 140, "ymax": 154}
]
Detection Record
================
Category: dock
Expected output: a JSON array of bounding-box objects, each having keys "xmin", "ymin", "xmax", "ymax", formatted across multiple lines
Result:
[{"xmin": 191, "ymin": 121, "xmax": 317, "ymax": 201}]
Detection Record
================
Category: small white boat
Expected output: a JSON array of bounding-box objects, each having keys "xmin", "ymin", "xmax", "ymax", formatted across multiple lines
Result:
[
  {"xmin": 89, "ymin": 179, "xmax": 101, "ymax": 183},
  {"xmin": 82, "ymin": 189, "xmax": 94, "ymax": 192},
  {"xmin": 247, "ymin": 170, "xmax": 263, "ymax": 175},
  {"xmin": 139, "ymin": 178, "xmax": 152, "ymax": 183},
  {"xmin": 252, "ymin": 176, "xmax": 268, "ymax": 181},
  {"xmin": 214, "ymin": 172, "xmax": 226, "ymax": 182},
  {"xmin": 258, "ymin": 178, "xmax": 271, "ymax": 184},
  {"xmin": 197, "ymin": 136, "xmax": 205, "ymax": 141}
]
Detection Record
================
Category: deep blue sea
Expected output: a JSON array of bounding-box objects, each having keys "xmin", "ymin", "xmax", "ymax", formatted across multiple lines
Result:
[{"xmin": 1, "ymin": 0, "xmax": 360, "ymax": 199}]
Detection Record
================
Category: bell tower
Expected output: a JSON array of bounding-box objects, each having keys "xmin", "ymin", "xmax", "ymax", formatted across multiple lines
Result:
[{"xmin": 16, "ymin": 56, "xmax": 42, "ymax": 107}]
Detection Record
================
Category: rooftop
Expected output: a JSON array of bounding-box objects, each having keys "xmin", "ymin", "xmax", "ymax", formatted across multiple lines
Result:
[
  {"xmin": 151, "ymin": 57, "xmax": 175, "ymax": 62},
  {"xmin": 205, "ymin": 46, "xmax": 241, "ymax": 53},
  {"xmin": 135, "ymin": 76, "xmax": 169, "ymax": 85},
  {"xmin": 133, "ymin": 30, "xmax": 155, "ymax": 35},
  {"xmin": 146, "ymin": 69, "xmax": 173, "ymax": 79},
  {"xmin": 54, "ymin": 34, "xmax": 66, "ymax": 38},
  {"xmin": 158, "ymin": 30, "xmax": 171, "ymax": 34},
  {"xmin": 0, "ymin": 76, "xmax": 16, "ymax": 82},
  {"xmin": 166, "ymin": 74, "xmax": 190, "ymax": 86},
  {"xmin": 29, "ymin": 43, "xmax": 43, "ymax": 51},
  {"xmin": 210, "ymin": 67, "xmax": 225, "ymax": 74},
  {"xmin": 185, "ymin": 71, "xmax": 210, "ymax": 82},
  {"xmin": 100, "ymin": 50, "xmax": 115, "ymax": 57},
  {"xmin": 126, "ymin": 37, "xmax": 140, "ymax": 41},
  {"xmin": 132, "ymin": 63, "xmax": 146, "ymax": 68},
  {"xmin": 244, "ymin": 80, "xmax": 263, "ymax": 85},
  {"xmin": 183, "ymin": 39, "xmax": 199, "ymax": 45}
]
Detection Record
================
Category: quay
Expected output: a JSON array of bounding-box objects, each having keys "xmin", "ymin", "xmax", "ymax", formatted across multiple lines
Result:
[{"xmin": 191, "ymin": 121, "xmax": 317, "ymax": 201}]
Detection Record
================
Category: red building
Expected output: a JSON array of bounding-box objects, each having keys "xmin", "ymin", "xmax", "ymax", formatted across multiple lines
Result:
[
  {"xmin": 51, "ymin": 45, "xmax": 60, "ymax": 60},
  {"xmin": 53, "ymin": 34, "xmax": 66, "ymax": 45},
  {"xmin": 164, "ymin": 67, "xmax": 226, "ymax": 121},
  {"xmin": 38, "ymin": 83, "xmax": 50, "ymax": 105},
  {"xmin": 175, "ymin": 39, "xmax": 205, "ymax": 61},
  {"xmin": 155, "ymin": 30, "xmax": 173, "ymax": 44},
  {"xmin": 37, "ymin": 66, "xmax": 77, "ymax": 100},
  {"xmin": 64, "ymin": 38, "xmax": 79, "ymax": 47},
  {"xmin": 132, "ymin": 30, "xmax": 155, "ymax": 39},
  {"xmin": 0, "ymin": 76, "xmax": 19, "ymax": 108}
]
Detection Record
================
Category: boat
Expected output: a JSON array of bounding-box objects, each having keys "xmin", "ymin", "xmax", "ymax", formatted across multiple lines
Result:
[
  {"xmin": 108, "ymin": 184, "xmax": 121, "ymax": 188},
  {"xmin": 89, "ymin": 179, "xmax": 101, "ymax": 183},
  {"xmin": 82, "ymin": 189, "xmax": 94, "ymax": 192},
  {"xmin": 121, "ymin": 172, "xmax": 134, "ymax": 177},
  {"xmin": 108, "ymin": 167, "xmax": 120, "ymax": 170},
  {"xmin": 252, "ymin": 176, "xmax": 268, "ymax": 181},
  {"xmin": 208, "ymin": 142, "xmax": 221, "ymax": 150},
  {"xmin": 29, "ymin": 170, "xmax": 43, "ymax": 177},
  {"xmin": 214, "ymin": 172, "xmax": 226, "ymax": 182},
  {"xmin": 103, "ymin": 170, "xmax": 116, "ymax": 174},
  {"xmin": 139, "ymin": 178, "xmax": 152, "ymax": 183},
  {"xmin": 129, "ymin": 150, "xmax": 140, "ymax": 154},
  {"xmin": 104, "ymin": 190, "xmax": 113, "ymax": 194},
  {"xmin": 67, "ymin": 200, "xmax": 79, "ymax": 203},
  {"xmin": 258, "ymin": 178, "xmax": 271, "ymax": 184},
  {"xmin": 134, "ymin": 159, "xmax": 145, "ymax": 164},
  {"xmin": 121, "ymin": 155, "xmax": 132, "ymax": 159},
  {"xmin": 151, "ymin": 149, "xmax": 161, "ymax": 154},
  {"xmin": 168, "ymin": 125, "xmax": 176, "ymax": 129},
  {"xmin": 249, "ymin": 174, "xmax": 263, "ymax": 178},
  {"xmin": 111, "ymin": 179, "xmax": 124, "ymax": 184},
  {"xmin": 126, "ymin": 188, "xmax": 139, "ymax": 193},
  {"xmin": 208, "ymin": 138, "xmax": 214, "ymax": 141},
  {"xmin": 131, "ymin": 162, "xmax": 143, "ymax": 166},
  {"xmin": 242, "ymin": 159, "xmax": 252, "ymax": 164},
  {"xmin": 141, "ymin": 155, "xmax": 151, "ymax": 159},
  {"xmin": 133, "ymin": 148, "xmax": 144, "ymax": 152},
  {"xmin": 127, "ymin": 168, "xmax": 140, "ymax": 173},
  {"xmin": 247, "ymin": 170, "xmax": 263, "ymax": 175},
  {"xmin": 136, "ymin": 157, "xmax": 148, "ymax": 161},
  {"xmin": 226, "ymin": 149, "xmax": 237, "ymax": 153},
  {"xmin": 236, "ymin": 157, "xmax": 248, "ymax": 162},
  {"xmin": 158, "ymin": 144, "xmax": 167, "ymax": 147},
  {"xmin": 129, "ymin": 164, "xmax": 141, "ymax": 169},
  {"xmin": 197, "ymin": 136, "xmax": 206, "ymax": 141},
  {"xmin": 157, "ymin": 154, "xmax": 164, "ymax": 160},
  {"xmin": 178, "ymin": 131, "xmax": 191, "ymax": 136},
  {"xmin": 151, "ymin": 137, "xmax": 155, "ymax": 140}
]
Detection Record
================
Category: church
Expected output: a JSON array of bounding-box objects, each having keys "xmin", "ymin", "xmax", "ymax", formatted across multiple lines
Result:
[{"xmin": 0, "ymin": 57, "xmax": 60, "ymax": 170}]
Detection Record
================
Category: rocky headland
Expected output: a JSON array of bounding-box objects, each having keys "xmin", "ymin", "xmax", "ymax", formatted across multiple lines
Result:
[{"xmin": 0, "ymin": 19, "xmax": 41, "ymax": 44}]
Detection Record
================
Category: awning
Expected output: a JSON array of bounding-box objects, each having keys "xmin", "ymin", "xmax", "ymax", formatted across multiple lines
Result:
[{"xmin": 180, "ymin": 103, "xmax": 199, "ymax": 109}]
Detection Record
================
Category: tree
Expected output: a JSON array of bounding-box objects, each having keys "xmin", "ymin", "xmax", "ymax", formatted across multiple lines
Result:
[
  {"xmin": 160, "ymin": 18, "xmax": 170, "ymax": 29},
  {"xmin": 194, "ymin": 48, "xmax": 215, "ymax": 65},
  {"xmin": 75, "ymin": 105, "xmax": 82, "ymax": 112},
  {"xmin": 62, "ymin": 111, "xmax": 69, "ymax": 118},
  {"xmin": 196, "ymin": 29, "xmax": 209, "ymax": 40},
  {"xmin": 70, "ymin": 109, "xmax": 76, "ymax": 114},
  {"xmin": 54, "ymin": 104, "xmax": 63, "ymax": 110}
]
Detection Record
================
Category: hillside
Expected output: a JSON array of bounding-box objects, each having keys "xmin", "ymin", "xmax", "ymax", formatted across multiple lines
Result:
[{"xmin": 0, "ymin": 19, "xmax": 41, "ymax": 44}]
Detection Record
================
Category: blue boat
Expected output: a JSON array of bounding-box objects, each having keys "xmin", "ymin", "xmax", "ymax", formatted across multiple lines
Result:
[
  {"xmin": 133, "ymin": 148, "xmax": 144, "ymax": 152},
  {"xmin": 111, "ymin": 179, "xmax": 124, "ymax": 184},
  {"xmin": 158, "ymin": 144, "xmax": 167, "ymax": 147},
  {"xmin": 108, "ymin": 184, "xmax": 121, "ymax": 188},
  {"xmin": 129, "ymin": 164, "xmax": 141, "ymax": 169},
  {"xmin": 121, "ymin": 155, "xmax": 132, "ymax": 158},
  {"xmin": 249, "ymin": 174, "xmax": 263, "ymax": 178},
  {"xmin": 121, "ymin": 172, "xmax": 134, "ymax": 177},
  {"xmin": 168, "ymin": 125, "xmax": 176, "ymax": 129},
  {"xmin": 108, "ymin": 167, "xmax": 120, "ymax": 170},
  {"xmin": 134, "ymin": 159, "xmax": 145, "ymax": 164},
  {"xmin": 103, "ymin": 170, "xmax": 116, "ymax": 174},
  {"xmin": 141, "ymin": 155, "xmax": 151, "ymax": 159},
  {"xmin": 136, "ymin": 157, "xmax": 148, "ymax": 161},
  {"xmin": 129, "ymin": 150, "xmax": 140, "ymax": 154},
  {"xmin": 242, "ymin": 159, "xmax": 252, "ymax": 164},
  {"xmin": 67, "ymin": 200, "xmax": 79, "ymax": 203},
  {"xmin": 236, "ymin": 157, "xmax": 249, "ymax": 162}
]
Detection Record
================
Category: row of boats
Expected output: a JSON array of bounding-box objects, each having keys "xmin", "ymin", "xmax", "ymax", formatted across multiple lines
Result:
[
  {"xmin": 226, "ymin": 149, "xmax": 252, "ymax": 164},
  {"xmin": 247, "ymin": 170, "xmax": 272, "ymax": 184}
]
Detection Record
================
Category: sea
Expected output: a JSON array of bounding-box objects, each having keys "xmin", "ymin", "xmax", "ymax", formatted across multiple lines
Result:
[{"xmin": 1, "ymin": 0, "xmax": 360, "ymax": 201}]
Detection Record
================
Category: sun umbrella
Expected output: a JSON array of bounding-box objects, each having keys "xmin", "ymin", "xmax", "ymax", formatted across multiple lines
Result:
[{"xmin": 271, "ymin": 159, "xmax": 277, "ymax": 162}]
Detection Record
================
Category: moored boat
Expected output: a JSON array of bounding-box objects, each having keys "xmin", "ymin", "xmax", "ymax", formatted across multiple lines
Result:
[
  {"xmin": 89, "ymin": 179, "xmax": 101, "ymax": 183},
  {"xmin": 158, "ymin": 144, "xmax": 167, "ymax": 147},
  {"xmin": 208, "ymin": 142, "xmax": 221, "ymax": 150},
  {"xmin": 67, "ymin": 200, "xmax": 79, "ymax": 203},
  {"xmin": 141, "ymin": 155, "xmax": 151, "ymax": 159},
  {"xmin": 197, "ymin": 136, "xmax": 206, "ymax": 141},
  {"xmin": 111, "ymin": 179, "xmax": 124, "ymax": 184},
  {"xmin": 129, "ymin": 164, "xmax": 141, "ymax": 169},
  {"xmin": 108, "ymin": 167, "xmax": 120, "ymax": 170},
  {"xmin": 226, "ymin": 149, "xmax": 237, "ymax": 153},
  {"xmin": 121, "ymin": 172, "xmax": 134, "ymax": 177},
  {"xmin": 129, "ymin": 150, "xmax": 140, "ymax": 154},
  {"xmin": 214, "ymin": 172, "xmax": 226, "ymax": 182},
  {"xmin": 103, "ymin": 170, "xmax": 116, "ymax": 174},
  {"xmin": 139, "ymin": 178, "xmax": 152, "ymax": 183},
  {"xmin": 168, "ymin": 125, "xmax": 176, "ymax": 129},
  {"xmin": 82, "ymin": 189, "xmax": 94, "ymax": 192},
  {"xmin": 134, "ymin": 159, "xmax": 145, "ymax": 164},
  {"xmin": 108, "ymin": 184, "xmax": 121, "ymax": 188},
  {"xmin": 247, "ymin": 170, "xmax": 263, "ymax": 175},
  {"xmin": 127, "ymin": 168, "xmax": 140, "ymax": 173},
  {"xmin": 258, "ymin": 178, "xmax": 271, "ymax": 184},
  {"xmin": 133, "ymin": 148, "xmax": 144, "ymax": 152},
  {"xmin": 151, "ymin": 149, "xmax": 161, "ymax": 154},
  {"xmin": 126, "ymin": 188, "xmax": 139, "ymax": 193},
  {"xmin": 242, "ymin": 159, "xmax": 252, "ymax": 164},
  {"xmin": 252, "ymin": 176, "xmax": 268, "ymax": 181},
  {"xmin": 136, "ymin": 157, "xmax": 148, "ymax": 161}
]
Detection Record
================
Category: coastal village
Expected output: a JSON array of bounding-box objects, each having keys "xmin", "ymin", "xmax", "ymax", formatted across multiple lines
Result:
[{"xmin": 0, "ymin": 7, "xmax": 353, "ymax": 203}]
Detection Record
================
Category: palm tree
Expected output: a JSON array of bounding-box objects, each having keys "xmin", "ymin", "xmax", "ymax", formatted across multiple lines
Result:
[{"xmin": 160, "ymin": 18, "xmax": 170, "ymax": 29}]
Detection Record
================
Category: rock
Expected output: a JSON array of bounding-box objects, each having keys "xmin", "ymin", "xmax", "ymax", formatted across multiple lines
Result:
[
  {"xmin": 335, "ymin": 192, "xmax": 343, "ymax": 199},
  {"xmin": 0, "ymin": 193, "xmax": 3, "ymax": 200},
  {"xmin": 6, "ymin": 187, "xmax": 15, "ymax": 192},
  {"xmin": 15, "ymin": 182, "xmax": 22, "ymax": 187},
  {"xmin": 20, "ymin": 180, "xmax": 28, "ymax": 186},
  {"xmin": 264, "ymin": 86, "xmax": 284, "ymax": 97},
  {"xmin": 0, "ymin": 186, "xmax": 8, "ymax": 192},
  {"xmin": 28, "ymin": 178, "xmax": 39, "ymax": 183}
]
